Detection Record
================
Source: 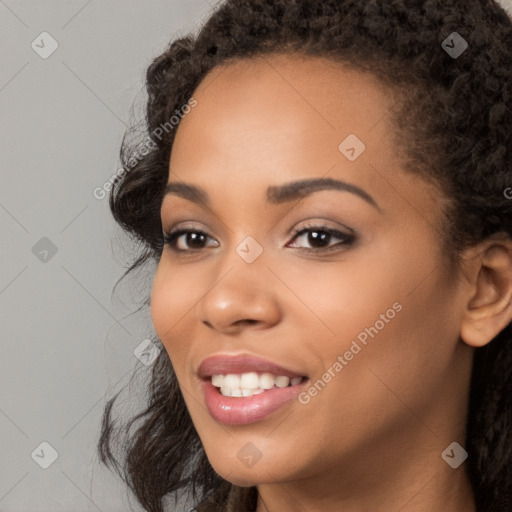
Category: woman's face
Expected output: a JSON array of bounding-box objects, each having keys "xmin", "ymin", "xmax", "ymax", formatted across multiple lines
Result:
[{"xmin": 151, "ymin": 54, "xmax": 474, "ymax": 488}]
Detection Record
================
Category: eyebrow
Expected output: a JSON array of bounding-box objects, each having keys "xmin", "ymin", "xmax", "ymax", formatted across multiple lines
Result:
[{"xmin": 163, "ymin": 177, "xmax": 380, "ymax": 210}]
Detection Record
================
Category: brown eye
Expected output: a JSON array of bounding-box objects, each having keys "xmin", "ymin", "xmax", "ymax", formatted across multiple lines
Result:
[
  {"xmin": 288, "ymin": 226, "xmax": 355, "ymax": 251},
  {"xmin": 163, "ymin": 229, "xmax": 218, "ymax": 252}
]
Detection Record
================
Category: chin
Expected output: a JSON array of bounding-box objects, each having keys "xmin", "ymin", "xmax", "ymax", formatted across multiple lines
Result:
[
  {"xmin": 209, "ymin": 453, "xmax": 298, "ymax": 487},
  {"xmin": 223, "ymin": 474, "xmax": 261, "ymax": 487}
]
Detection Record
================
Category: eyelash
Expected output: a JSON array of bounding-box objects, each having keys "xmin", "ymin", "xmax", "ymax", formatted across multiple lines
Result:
[{"xmin": 162, "ymin": 224, "xmax": 356, "ymax": 254}]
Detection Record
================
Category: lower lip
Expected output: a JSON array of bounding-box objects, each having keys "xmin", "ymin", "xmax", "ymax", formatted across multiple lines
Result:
[{"xmin": 202, "ymin": 379, "xmax": 306, "ymax": 425}]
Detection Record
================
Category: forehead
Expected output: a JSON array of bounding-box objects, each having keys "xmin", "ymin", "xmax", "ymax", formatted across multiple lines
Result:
[
  {"xmin": 170, "ymin": 54, "xmax": 393, "ymax": 184},
  {"xmin": 181, "ymin": 53, "xmax": 393, "ymax": 143}
]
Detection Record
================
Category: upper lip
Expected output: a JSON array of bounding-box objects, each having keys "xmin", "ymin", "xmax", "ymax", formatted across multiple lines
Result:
[{"xmin": 198, "ymin": 353, "xmax": 308, "ymax": 380}]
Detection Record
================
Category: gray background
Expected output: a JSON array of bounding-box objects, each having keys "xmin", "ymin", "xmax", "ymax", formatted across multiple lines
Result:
[
  {"xmin": 1, "ymin": 1, "xmax": 512, "ymax": 511},
  {"xmin": 1, "ymin": 1, "xmax": 212, "ymax": 511}
]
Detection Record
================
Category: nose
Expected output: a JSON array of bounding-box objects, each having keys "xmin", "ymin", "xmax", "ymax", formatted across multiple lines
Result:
[{"xmin": 199, "ymin": 253, "xmax": 283, "ymax": 335}]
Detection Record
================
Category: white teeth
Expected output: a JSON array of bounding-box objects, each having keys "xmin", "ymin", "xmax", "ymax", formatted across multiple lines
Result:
[
  {"xmin": 212, "ymin": 374, "xmax": 224, "ymax": 387},
  {"xmin": 212, "ymin": 371, "xmax": 304, "ymax": 397},
  {"xmin": 259, "ymin": 372, "xmax": 275, "ymax": 389},
  {"xmin": 220, "ymin": 386, "xmax": 233, "ymax": 397},
  {"xmin": 223, "ymin": 374, "xmax": 240, "ymax": 388},
  {"xmin": 275, "ymin": 376, "xmax": 290, "ymax": 388},
  {"xmin": 240, "ymin": 372, "xmax": 260, "ymax": 389}
]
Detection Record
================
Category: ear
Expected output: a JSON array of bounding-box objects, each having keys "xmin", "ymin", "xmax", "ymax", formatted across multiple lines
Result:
[{"xmin": 460, "ymin": 236, "xmax": 512, "ymax": 348}]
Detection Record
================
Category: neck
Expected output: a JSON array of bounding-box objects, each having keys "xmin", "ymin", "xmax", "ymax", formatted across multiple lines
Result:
[{"xmin": 254, "ymin": 450, "xmax": 476, "ymax": 512}]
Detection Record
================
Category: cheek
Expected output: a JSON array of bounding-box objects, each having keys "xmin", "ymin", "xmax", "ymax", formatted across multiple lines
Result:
[
  {"xmin": 277, "ymin": 255, "xmax": 403, "ymax": 350},
  {"xmin": 333, "ymin": 267, "xmax": 459, "ymax": 415},
  {"xmin": 289, "ymin": 240, "xmax": 457, "ymax": 396}
]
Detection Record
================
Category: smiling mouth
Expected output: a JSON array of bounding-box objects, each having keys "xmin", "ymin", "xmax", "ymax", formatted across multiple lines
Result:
[
  {"xmin": 210, "ymin": 372, "xmax": 307, "ymax": 397},
  {"xmin": 199, "ymin": 355, "xmax": 310, "ymax": 424}
]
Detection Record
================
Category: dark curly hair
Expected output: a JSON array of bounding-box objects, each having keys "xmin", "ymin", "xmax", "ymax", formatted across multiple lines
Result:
[{"xmin": 97, "ymin": 1, "xmax": 512, "ymax": 511}]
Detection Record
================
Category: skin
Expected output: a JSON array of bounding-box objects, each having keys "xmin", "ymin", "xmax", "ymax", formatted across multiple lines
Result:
[{"xmin": 150, "ymin": 54, "xmax": 512, "ymax": 512}]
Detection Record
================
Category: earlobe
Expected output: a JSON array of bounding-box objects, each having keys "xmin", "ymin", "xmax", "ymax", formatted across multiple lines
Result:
[{"xmin": 460, "ymin": 241, "xmax": 512, "ymax": 348}]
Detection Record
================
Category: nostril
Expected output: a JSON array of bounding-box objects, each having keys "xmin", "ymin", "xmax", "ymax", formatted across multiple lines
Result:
[
  {"xmin": 239, "ymin": 319, "xmax": 258, "ymax": 325},
  {"xmin": 202, "ymin": 318, "xmax": 261, "ymax": 332}
]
